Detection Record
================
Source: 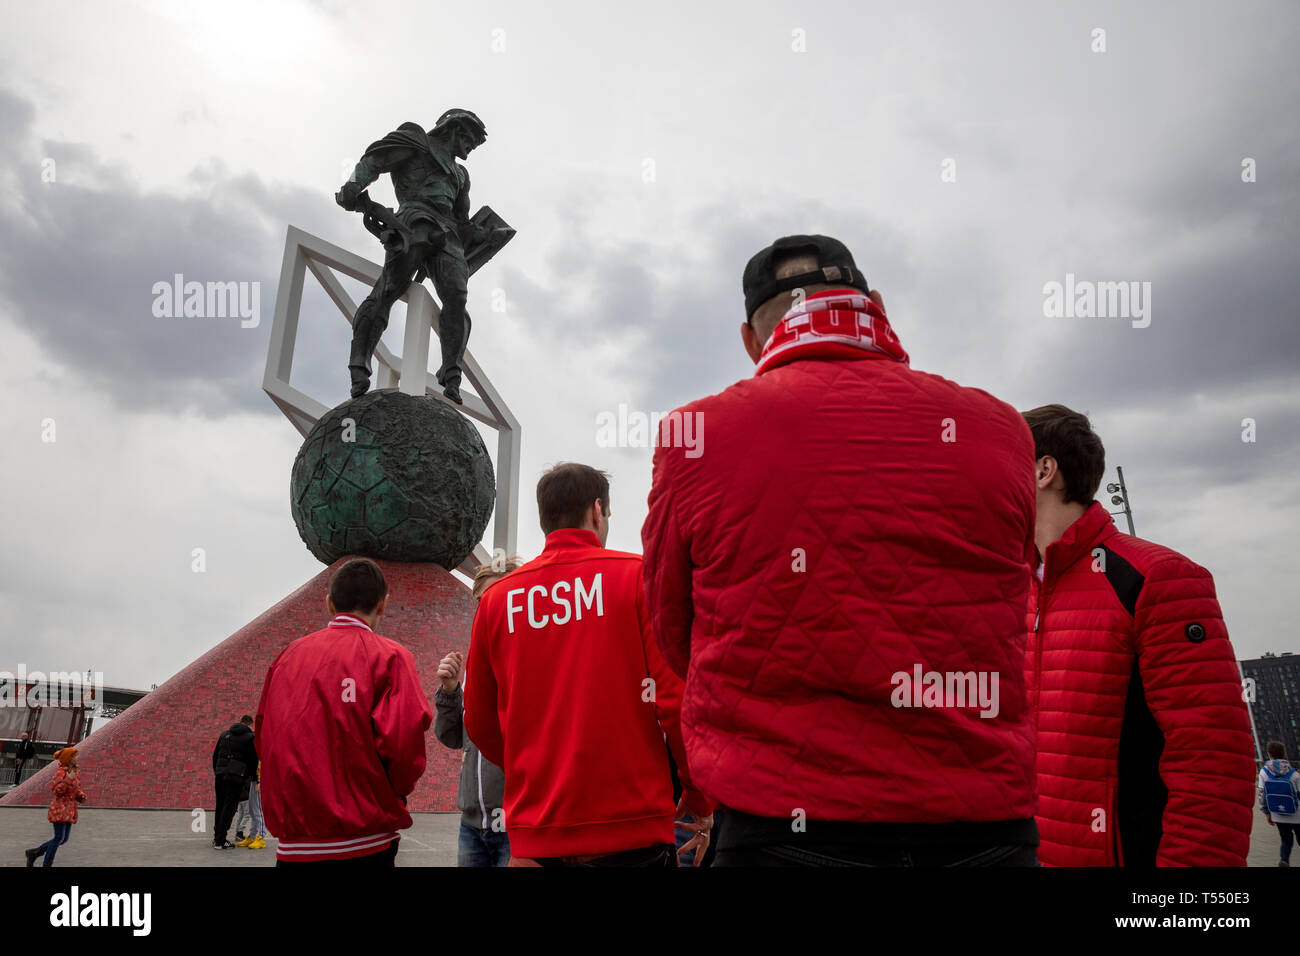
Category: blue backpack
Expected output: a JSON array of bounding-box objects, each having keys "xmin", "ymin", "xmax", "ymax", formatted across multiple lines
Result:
[{"xmin": 1263, "ymin": 765, "xmax": 1299, "ymax": 816}]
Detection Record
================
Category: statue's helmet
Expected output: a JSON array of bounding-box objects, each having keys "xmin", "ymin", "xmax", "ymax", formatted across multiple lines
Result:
[{"xmin": 432, "ymin": 108, "xmax": 487, "ymax": 148}]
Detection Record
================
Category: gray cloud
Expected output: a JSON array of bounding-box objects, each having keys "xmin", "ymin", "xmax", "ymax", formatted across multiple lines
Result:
[{"xmin": 0, "ymin": 89, "xmax": 326, "ymax": 417}]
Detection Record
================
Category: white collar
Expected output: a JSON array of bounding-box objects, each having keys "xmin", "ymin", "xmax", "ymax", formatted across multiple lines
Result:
[{"xmin": 329, "ymin": 614, "xmax": 374, "ymax": 631}]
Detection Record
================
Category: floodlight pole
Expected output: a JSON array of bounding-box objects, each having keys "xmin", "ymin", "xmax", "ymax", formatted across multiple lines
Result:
[{"xmin": 1113, "ymin": 466, "xmax": 1136, "ymax": 535}]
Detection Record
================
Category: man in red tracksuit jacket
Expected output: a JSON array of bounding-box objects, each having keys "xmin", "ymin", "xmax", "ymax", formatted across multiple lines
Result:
[
  {"xmin": 643, "ymin": 234, "xmax": 1040, "ymax": 866},
  {"xmin": 256, "ymin": 558, "xmax": 433, "ymax": 865},
  {"xmin": 1022, "ymin": 404, "xmax": 1254, "ymax": 866},
  {"xmin": 465, "ymin": 462, "xmax": 715, "ymax": 866}
]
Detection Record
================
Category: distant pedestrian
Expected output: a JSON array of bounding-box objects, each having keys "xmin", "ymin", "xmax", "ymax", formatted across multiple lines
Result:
[
  {"xmin": 234, "ymin": 774, "xmax": 253, "ymax": 843},
  {"xmin": 1259, "ymin": 740, "xmax": 1300, "ymax": 867},
  {"xmin": 24, "ymin": 748, "xmax": 85, "ymax": 867},
  {"xmin": 435, "ymin": 557, "xmax": 522, "ymax": 867},
  {"xmin": 212, "ymin": 715, "xmax": 258, "ymax": 850},
  {"xmin": 13, "ymin": 731, "xmax": 36, "ymax": 784},
  {"xmin": 245, "ymin": 762, "xmax": 266, "ymax": 850}
]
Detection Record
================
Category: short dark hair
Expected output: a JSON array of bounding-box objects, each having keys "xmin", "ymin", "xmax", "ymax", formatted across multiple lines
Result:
[
  {"xmin": 536, "ymin": 463, "xmax": 610, "ymax": 534},
  {"xmin": 1268, "ymin": 740, "xmax": 1287, "ymax": 759},
  {"xmin": 240, "ymin": 715, "xmax": 253, "ymax": 726},
  {"xmin": 1021, "ymin": 405, "xmax": 1106, "ymax": 505},
  {"xmin": 329, "ymin": 558, "xmax": 388, "ymax": 613}
]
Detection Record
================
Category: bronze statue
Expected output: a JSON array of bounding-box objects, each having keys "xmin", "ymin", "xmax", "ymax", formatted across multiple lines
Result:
[{"xmin": 336, "ymin": 108, "xmax": 514, "ymax": 404}]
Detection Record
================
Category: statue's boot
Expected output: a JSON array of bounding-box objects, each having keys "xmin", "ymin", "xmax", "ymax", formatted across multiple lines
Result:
[
  {"xmin": 349, "ymin": 365, "xmax": 371, "ymax": 399},
  {"xmin": 435, "ymin": 304, "xmax": 470, "ymax": 406},
  {"xmin": 349, "ymin": 297, "xmax": 388, "ymax": 398}
]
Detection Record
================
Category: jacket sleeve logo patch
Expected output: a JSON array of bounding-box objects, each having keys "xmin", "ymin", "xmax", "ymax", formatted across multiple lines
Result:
[{"xmin": 1185, "ymin": 623, "xmax": 1207, "ymax": 643}]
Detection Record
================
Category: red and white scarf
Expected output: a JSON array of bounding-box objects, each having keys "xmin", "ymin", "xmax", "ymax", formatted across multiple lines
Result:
[{"xmin": 755, "ymin": 290, "xmax": 910, "ymax": 376}]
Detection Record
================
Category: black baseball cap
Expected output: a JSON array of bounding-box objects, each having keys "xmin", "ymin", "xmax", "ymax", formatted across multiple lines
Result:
[{"xmin": 742, "ymin": 234, "xmax": 870, "ymax": 321}]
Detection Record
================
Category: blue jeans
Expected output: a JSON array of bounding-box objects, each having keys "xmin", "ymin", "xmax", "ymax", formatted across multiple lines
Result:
[
  {"xmin": 37, "ymin": 822, "xmax": 72, "ymax": 866},
  {"xmin": 458, "ymin": 821, "xmax": 510, "ymax": 867}
]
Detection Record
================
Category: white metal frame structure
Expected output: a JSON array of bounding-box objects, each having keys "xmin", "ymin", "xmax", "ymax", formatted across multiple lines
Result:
[{"xmin": 263, "ymin": 225, "xmax": 520, "ymax": 577}]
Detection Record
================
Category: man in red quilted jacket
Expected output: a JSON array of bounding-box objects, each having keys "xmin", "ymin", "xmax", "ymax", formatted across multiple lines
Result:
[
  {"xmin": 465, "ymin": 463, "xmax": 715, "ymax": 866},
  {"xmin": 256, "ymin": 558, "xmax": 433, "ymax": 865},
  {"xmin": 642, "ymin": 235, "xmax": 1040, "ymax": 866},
  {"xmin": 1022, "ymin": 404, "xmax": 1254, "ymax": 866}
]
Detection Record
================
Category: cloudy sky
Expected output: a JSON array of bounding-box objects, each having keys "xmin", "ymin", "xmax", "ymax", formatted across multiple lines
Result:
[{"xmin": 1, "ymin": 0, "xmax": 1296, "ymax": 690}]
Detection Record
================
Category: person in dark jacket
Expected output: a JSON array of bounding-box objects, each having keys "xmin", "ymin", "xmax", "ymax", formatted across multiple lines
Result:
[
  {"xmin": 212, "ymin": 715, "xmax": 258, "ymax": 850},
  {"xmin": 13, "ymin": 731, "xmax": 36, "ymax": 783},
  {"xmin": 434, "ymin": 557, "xmax": 522, "ymax": 866}
]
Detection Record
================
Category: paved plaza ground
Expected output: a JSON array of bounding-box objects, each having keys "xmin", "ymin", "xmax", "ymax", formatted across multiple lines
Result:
[
  {"xmin": 0, "ymin": 805, "xmax": 1290, "ymax": 867},
  {"xmin": 0, "ymin": 808, "xmax": 461, "ymax": 867}
]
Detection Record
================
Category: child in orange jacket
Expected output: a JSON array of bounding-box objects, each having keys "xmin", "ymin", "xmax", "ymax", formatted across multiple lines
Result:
[{"xmin": 24, "ymin": 748, "xmax": 86, "ymax": 867}]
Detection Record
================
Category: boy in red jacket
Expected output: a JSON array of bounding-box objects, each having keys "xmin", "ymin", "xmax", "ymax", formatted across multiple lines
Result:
[
  {"xmin": 465, "ymin": 462, "xmax": 714, "ymax": 866},
  {"xmin": 256, "ymin": 558, "xmax": 432, "ymax": 865},
  {"xmin": 1023, "ymin": 404, "xmax": 1254, "ymax": 866}
]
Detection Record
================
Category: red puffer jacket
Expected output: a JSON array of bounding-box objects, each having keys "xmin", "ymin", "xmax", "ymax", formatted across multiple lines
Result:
[
  {"xmin": 1027, "ymin": 502, "xmax": 1255, "ymax": 866},
  {"xmin": 48, "ymin": 766, "xmax": 85, "ymax": 824},
  {"xmin": 642, "ymin": 290, "xmax": 1038, "ymax": 824}
]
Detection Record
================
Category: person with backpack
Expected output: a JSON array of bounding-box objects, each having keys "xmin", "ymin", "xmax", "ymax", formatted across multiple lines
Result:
[
  {"xmin": 211, "ymin": 715, "xmax": 258, "ymax": 850},
  {"xmin": 1259, "ymin": 740, "xmax": 1300, "ymax": 867}
]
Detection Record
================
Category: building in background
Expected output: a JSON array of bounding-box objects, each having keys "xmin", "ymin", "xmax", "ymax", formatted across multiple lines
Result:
[
  {"xmin": 1, "ymin": 677, "xmax": 148, "ymax": 789},
  {"xmin": 1241, "ymin": 652, "xmax": 1300, "ymax": 764}
]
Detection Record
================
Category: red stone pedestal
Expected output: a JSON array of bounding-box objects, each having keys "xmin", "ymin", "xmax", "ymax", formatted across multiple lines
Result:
[{"xmin": 1, "ymin": 558, "xmax": 475, "ymax": 811}]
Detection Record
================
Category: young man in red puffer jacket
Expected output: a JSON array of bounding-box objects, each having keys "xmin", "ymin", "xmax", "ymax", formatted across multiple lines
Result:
[
  {"xmin": 1022, "ymin": 404, "xmax": 1254, "ymax": 866},
  {"xmin": 643, "ymin": 234, "xmax": 1039, "ymax": 866}
]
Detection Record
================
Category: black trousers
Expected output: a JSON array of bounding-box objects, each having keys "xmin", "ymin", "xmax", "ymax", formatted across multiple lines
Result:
[
  {"xmin": 713, "ymin": 841, "xmax": 1038, "ymax": 867},
  {"xmin": 534, "ymin": 843, "xmax": 676, "ymax": 868},
  {"xmin": 276, "ymin": 839, "xmax": 399, "ymax": 867},
  {"xmin": 213, "ymin": 777, "xmax": 244, "ymax": 845}
]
